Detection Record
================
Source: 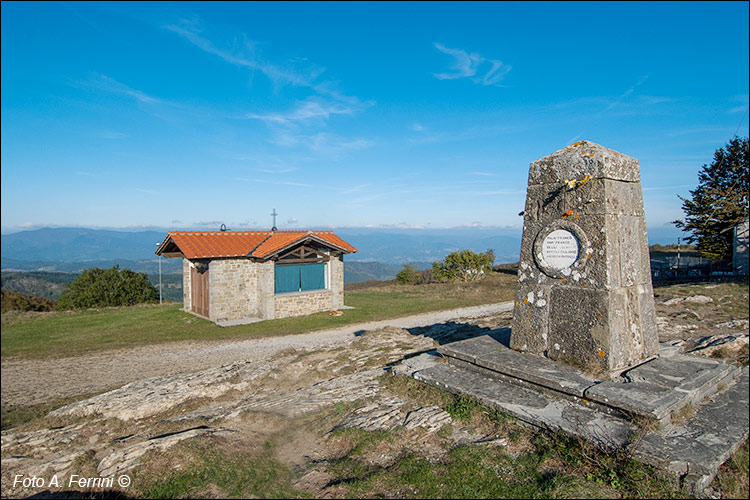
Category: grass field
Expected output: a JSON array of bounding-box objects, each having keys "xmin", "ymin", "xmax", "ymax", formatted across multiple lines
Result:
[
  {"xmin": 125, "ymin": 376, "xmax": 749, "ymax": 499},
  {"xmin": 1, "ymin": 271, "xmax": 517, "ymax": 360}
]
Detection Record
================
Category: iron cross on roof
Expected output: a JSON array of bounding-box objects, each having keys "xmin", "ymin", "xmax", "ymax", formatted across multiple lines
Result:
[{"xmin": 271, "ymin": 208, "xmax": 278, "ymax": 231}]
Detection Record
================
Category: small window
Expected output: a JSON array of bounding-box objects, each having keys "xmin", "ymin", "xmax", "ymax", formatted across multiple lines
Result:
[{"xmin": 275, "ymin": 263, "xmax": 326, "ymax": 294}]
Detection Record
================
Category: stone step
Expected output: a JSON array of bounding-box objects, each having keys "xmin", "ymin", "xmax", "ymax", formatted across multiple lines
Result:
[
  {"xmin": 414, "ymin": 360, "xmax": 749, "ymax": 496},
  {"xmin": 586, "ymin": 356, "xmax": 739, "ymax": 423},
  {"xmin": 438, "ymin": 335, "xmax": 740, "ymax": 424},
  {"xmin": 634, "ymin": 368, "xmax": 749, "ymax": 494},
  {"xmin": 438, "ymin": 335, "xmax": 596, "ymax": 397},
  {"xmin": 414, "ymin": 361, "xmax": 635, "ymax": 448}
]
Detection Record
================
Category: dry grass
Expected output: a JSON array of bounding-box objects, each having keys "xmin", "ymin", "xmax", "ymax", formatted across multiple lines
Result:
[{"xmin": 712, "ymin": 438, "xmax": 749, "ymax": 499}]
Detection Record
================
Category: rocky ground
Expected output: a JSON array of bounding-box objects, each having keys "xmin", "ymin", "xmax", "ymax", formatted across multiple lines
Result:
[
  {"xmin": 0, "ymin": 303, "xmax": 510, "ymax": 408},
  {"xmin": 1, "ymin": 285, "xmax": 747, "ymax": 498}
]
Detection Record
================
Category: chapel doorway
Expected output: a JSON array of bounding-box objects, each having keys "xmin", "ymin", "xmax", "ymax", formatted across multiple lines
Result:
[{"xmin": 190, "ymin": 264, "xmax": 209, "ymax": 318}]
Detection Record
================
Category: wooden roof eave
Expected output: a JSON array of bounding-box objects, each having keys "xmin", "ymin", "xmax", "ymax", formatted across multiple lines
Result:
[
  {"xmin": 155, "ymin": 236, "xmax": 185, "ymax": 258},
  {"xmin": 258, "ymin": 234, "xmax": 353, "ymax": 260}
]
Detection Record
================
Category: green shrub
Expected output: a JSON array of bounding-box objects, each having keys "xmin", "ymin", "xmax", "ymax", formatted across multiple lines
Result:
[
  {"xmin": 432, "ymin": 249, "xmax": 495, "ymax": 282},
  {"xmin": 396, "ymin": 264, "xmax": 434, "ymax": 285},
  {"xmin": 56, "ymin": 266, "xmax": 158, "ymax": 310},
  {"xmin": 396, "ymin": 264, "xmax": 420, "ymax": 284}
]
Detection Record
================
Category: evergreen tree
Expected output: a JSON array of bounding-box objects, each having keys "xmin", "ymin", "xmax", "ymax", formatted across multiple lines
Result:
[
  {"xmin": 56, "ymin": 265, "xmax": 158, "ymax": 310},
  {"xmin": 673, "ymin": 137, "xmax": 749, "ymax": 260}
]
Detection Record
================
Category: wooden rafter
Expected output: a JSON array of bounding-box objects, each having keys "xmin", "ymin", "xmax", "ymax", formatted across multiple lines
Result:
[{"xmin": 274, "ymin": 243, "xmax": 330, "ymax": 263}]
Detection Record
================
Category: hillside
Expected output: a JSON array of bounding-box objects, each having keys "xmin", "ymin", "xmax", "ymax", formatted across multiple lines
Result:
[
  {"xmin": 1, "ymin": 271, "xmax": 183, "ymax": 303},
  {"xmin": 0, "ymin": 257, "xmax": 183, "ymax": 274},
  {"xmin": 0, "ymin": 290, "xmax": 56, "ymax": 313},
  {"xmin": 0, "ymin": 271, "xmax": 77, "ymax": 299}
]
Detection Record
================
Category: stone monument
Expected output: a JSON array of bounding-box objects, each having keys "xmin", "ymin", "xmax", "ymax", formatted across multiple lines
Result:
[
  {"xmin": 407, "ymin": 141, "xmax": 748, "ymax": 495},
  {"xmin": 510, "ymin": 141, "xmax": 659, "ymax": 375}
]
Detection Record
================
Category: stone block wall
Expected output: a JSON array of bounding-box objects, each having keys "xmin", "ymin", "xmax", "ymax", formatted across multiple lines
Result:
[
  {"xmin": 207, "ymin": 259, "xmax": 261, "ymax": 322},
  {"xmin": 256, "ymin": 261, "xmax": 275, "ymax": 319},
  {"xmin": 274, "ymin": 289, "xmax": 334, "ymax": 319},
  {"xmin": 182, "ymin": 258, "xmax": 191, "ymax": 313},
  {"xmin": 329, "ymin": 256, "xmax": 345, "ymax": 309}
]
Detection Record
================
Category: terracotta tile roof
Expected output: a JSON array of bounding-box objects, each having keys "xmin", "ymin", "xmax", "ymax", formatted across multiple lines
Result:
[{"xmin": 156, "ymin": 230, "xmax": 357, "ymax": 260}]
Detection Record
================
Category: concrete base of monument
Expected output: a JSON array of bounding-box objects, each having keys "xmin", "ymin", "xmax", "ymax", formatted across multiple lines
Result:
[{"xmin": 397, "ymin": 334, "xmax": 748, "ymax": 496}]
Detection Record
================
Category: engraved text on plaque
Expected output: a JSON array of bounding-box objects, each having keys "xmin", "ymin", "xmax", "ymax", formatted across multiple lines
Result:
[{"xmin": 541, "ymin": 229, "xmax": 578, "ymax": 270}]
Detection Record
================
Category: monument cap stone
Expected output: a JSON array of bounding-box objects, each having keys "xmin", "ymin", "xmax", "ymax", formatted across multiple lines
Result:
[
  {"xmin": 528, "ymin": 140, "xmax": 641, "ymax": 185},
  {"xmin": 511, "ymin": 141, "xmax": 658, "ymax": 375}
]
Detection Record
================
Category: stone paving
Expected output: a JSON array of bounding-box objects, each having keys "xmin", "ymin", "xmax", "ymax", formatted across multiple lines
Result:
[{"xmin": 411, "ymin": 334, "xmax": 749, "ymax": 495}]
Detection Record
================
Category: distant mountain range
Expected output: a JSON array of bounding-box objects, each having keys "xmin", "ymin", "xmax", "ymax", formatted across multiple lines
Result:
[
  {"xmin": 1, "ymin": 228, "xmax": 167, "ymax": 262},
  {"xmin": 1, "ymin": 225, "xmax": 687, "ymax": 281},
  {"xmin": 1, "ymin": 226, "xmax": 522, "ymax": 266}
]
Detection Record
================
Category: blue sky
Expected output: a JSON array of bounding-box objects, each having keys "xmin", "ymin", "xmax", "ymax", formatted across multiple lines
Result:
[{"xmin": 2, "ymin": 1, "xmax": 748, "ymax": 234}]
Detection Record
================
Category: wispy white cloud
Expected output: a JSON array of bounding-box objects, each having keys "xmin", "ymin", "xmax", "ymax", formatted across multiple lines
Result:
[
  {"xmin": 245, "ymin": 98, "xmax": 365, "ymax": 125},
  {"xmin": 408, "ymin": 122, "xmax": 532, "ymax": 145},
  {"xmin": 603, "ymin": 75, "xmax": 649, "ymax": 112},
  {"xmin": 341, "ymin": 184, "xmax": 369, "ymax": 194},
  {"xmin": 270, "ymin": 131, "xmax": 373, "ymax": 156},
  {"xmin": 235, "ymin": 177, "xmax": 316, "ymax": 189},
  {"xmin": 365, "ymin": 222, "xmax": 426, "ymax": 229},
  {"xmin": 434, "ymin": 43, "xmax": 483, "ymax": 80},
  {"xmin": 164, "ymin": 17, "xmax": 323, "ymax": 87},
  {"xmin": 98, "ymin": 131, "xmax": 128, "ymax": 139},
  {"xmin": 310, "ymin": 133, "xmax": 373, "ymax": 153},
  {"xmin": 471, "ymin": 171, "xmax": 496, "ymax": 177},
  {"xmin": 225, "ymin": 153, "xmax": 300, "ymax": 174},
  {"xmin": 193, "ymin": 220, "xmax": 225, "ymax": 227},
  {"xmin": 729, "ymin": 95, "xmax": 749, "ymax": 114},
  {"xmin": 163, "ymin": 14, "xmax": 374, "ymax": 156},
  {"xmin": 412, "ymin": 123, "xmax": 425, "ymax": 132},
  {"xmin": 434, "ymin": 43, "xmax": 511, "ymax": 86},
  {"xmin": 459, "ymin": 221, "xmax": 497, "ymax": 228},
  {"xmin": 254, "ymin": 166, "xmax": 299, "ymax": 174},
  {"xmin": 91, "ymin": 74, "xmax": 163, "ymax": 105},
  {"xmin": 74, "ymin": 74, "xmax": 187, "ymax": 118}
]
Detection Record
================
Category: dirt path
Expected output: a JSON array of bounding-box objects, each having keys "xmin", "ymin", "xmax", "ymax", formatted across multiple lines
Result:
[{"xmin": 1, "ymin": 302, "xmax": 513, "ymax": 408}]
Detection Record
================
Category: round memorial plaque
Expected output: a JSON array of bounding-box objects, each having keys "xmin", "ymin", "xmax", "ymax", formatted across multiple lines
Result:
[
  {"xmin": 541, "ymin": 230, "xmax": 579, "ymax": 270},
  {"xmin": 532, "ymin": 221, "xmax": 589, "ymax": 278}
]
